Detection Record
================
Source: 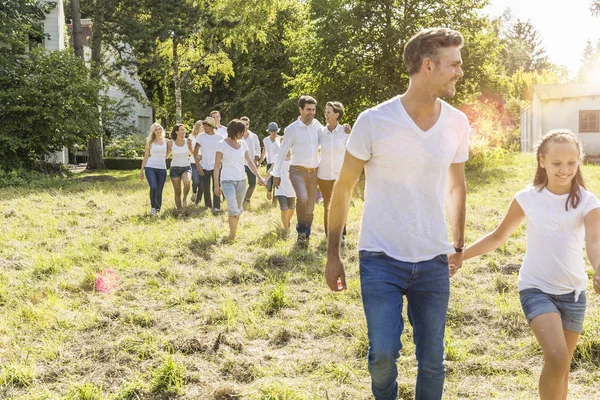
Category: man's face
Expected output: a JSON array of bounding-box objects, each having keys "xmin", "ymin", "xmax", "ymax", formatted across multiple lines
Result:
[
  {"xmin": 203, "ymin": 123, "xmax": 214, "ymax": 134},
  {"xmin": 299, "ymin": 103, "xmax": 316, "ymax": 123},
  {"xmin": 211, "ymin": 112, "xmax": 221, "ymax": 125},
  {"xmin": 430, "ymin": 47, "xmax": 463, "ymax": 98}
]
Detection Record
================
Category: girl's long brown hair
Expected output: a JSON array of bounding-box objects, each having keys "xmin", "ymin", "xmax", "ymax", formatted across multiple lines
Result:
[{"xmin": 534, "ymin": 129, "xmax": 586, "ymax": 211}]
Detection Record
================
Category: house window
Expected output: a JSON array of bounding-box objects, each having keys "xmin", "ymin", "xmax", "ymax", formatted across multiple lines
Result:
[
  {"xmin": 579, "ymin": 110, "xmax": 600, "ymax": 133},
  {"xmin": 138, "ymin": 116, "xmax": 151, "ymax": 134}
]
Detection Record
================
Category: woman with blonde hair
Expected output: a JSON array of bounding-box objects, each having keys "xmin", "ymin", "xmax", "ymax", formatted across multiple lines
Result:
[
  {"xmin": 140, "ymin": 123, "xmax": 170, "ymax": 215},
  {"xmin": 189, "ymin": 120, "xmax": 204, "ymax": 205}
]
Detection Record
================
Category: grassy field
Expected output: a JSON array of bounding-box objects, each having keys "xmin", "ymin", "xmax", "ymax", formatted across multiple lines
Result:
[{"xmin": 0, "ymin": 153, "xmax": 599, "ymax": 399}]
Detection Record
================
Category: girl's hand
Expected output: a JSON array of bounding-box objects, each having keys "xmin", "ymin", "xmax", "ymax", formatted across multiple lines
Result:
[
  {"xmin": 258, "ymin": 177, "xmax": 266, "ymax": 186},
  {"xmin": 594, "ymin": 269, "xmax": 600, "ymax": 295},
  {"xmin": 139, "ymin": 170, "xmax": 145, "ymax": 181},
  {"xmin": 214, "ymin": 186, "xmax": 221, "ymax": 197}
]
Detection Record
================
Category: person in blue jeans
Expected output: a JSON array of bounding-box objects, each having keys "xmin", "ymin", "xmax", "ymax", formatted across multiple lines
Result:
[
  {"xmin": 325, "ymin": 28, "xmax": 469, "ymax": 399},
  {"xmin": 463, "ymin": 130, "xmax": 600, "ymax": 400},
  {"xmin": 140, "ymin": 122, "xmax": 170, "ymax": 215}
]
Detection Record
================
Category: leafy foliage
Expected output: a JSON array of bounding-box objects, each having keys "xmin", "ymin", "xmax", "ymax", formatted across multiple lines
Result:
[{"xmin": 0, "ymin": 49, "xmax": 102, "ymax": 169}]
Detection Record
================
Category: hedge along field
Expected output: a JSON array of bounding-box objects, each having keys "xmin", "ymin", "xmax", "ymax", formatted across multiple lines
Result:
[{"xmin": 0, "ymin": 154, "xmax": 599, "ymax": 399}]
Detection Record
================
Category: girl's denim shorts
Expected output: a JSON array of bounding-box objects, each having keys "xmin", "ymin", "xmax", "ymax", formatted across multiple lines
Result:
[{"xmin": 519, "ymin": 288, "xmax": 586, "ymax": 333}]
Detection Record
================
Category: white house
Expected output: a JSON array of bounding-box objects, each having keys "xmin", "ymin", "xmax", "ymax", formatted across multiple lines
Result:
[
  {"xmin": 521, "ymin": 83, "xmax": 600, "ymax": 156},
  {"xmin": 42, "ymin": 0, "xmax": 153, "ymax": 163}
]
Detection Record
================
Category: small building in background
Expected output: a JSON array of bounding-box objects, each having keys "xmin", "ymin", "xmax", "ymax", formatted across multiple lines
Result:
[
  {"xmin": 41, "ymin": 0, "xmax": 153, "ymax": 164},
  {"xmin": 521, "ymin": 84, "xmax": 600, "ymax": 156}
]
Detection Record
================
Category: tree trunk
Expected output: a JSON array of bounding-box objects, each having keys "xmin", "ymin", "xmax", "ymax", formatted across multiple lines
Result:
[
  {"xmin": 172, "ymin": 38, "xmax": 182, "ymax": 124},
  {"xmin": 87, "ymin": 0, "xmax": 105, "ymax": 170},
  {"xmin": 71, "ymin": 0, "xmax": 84, "ymax": 58}
]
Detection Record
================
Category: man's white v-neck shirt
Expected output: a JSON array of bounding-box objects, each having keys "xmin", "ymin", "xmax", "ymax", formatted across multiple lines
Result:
[{"xmin": 346, "ymin": 96, "xmax": 470, "ymax": 263}]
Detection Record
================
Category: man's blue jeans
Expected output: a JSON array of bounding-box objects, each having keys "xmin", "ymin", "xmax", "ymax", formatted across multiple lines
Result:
[
  {"xmin": 144, "ymin": 167, "xmax": 167, "ymax": 210},
  {"xmin": 360, "ymin": 251, "xmax": 450, "ymax": 400},
  {"xmin": 289, "ymin": 165, "xmax": 317, "ymax": 238}
]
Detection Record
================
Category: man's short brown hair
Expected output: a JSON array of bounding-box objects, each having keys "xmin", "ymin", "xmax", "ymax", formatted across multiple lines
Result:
[
  {"xmin": 403, "ymin": 28, "xmax": 464, "ymax": 76},
  {"xmin": 298, "ymin": 95, "xmax": 317, "ymax": 109}
]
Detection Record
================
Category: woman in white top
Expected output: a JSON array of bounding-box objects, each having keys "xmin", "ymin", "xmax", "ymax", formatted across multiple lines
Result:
[
  {"xmin": 318, "ymin": 101, "xmax": 351, "ymax": 239},
  {"xmin": 140, "ymin": 123, "xmax": 170, "ymax": 215},
  {"xmin": 214, "ymin": 119, "xmax": 266, "ymax": 241},
  {"xmin": 189, "ymin": 120, "xmax": 204, "ymax": 205},
  {"xmin": 168, "ymin": 123, "xmax": 194, "ymax": 210},
  {"xmin": 463, "ymin": 130, "xmax": 600, "ymax": 400}
]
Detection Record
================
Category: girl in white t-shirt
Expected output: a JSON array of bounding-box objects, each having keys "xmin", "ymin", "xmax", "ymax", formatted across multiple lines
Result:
[
  {"xmin": 462, "ymin": 130, "xmax": 600, "ymax": 400},
  {"xmin": 214, "ymin": 119, "xmax": 266, "ymax": 241}
]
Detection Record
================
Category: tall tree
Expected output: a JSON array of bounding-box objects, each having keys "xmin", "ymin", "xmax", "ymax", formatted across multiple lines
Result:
[
  {"xmin": 71, "ymin": 0, "xmax": 84, "ymax": 58},
  {"xmin": 85, "ymin": 0, "xmax": 108, "ymax": 169},
  {"xmin": 286, "ymin": 0, "xmax": 504, "ymax": 121},
  {"xmin": 501, "ymin": 16, "xmax": 551, "ymax": 75}
]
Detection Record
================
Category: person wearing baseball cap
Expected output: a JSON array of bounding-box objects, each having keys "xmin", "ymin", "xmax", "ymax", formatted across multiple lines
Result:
[{"xmin": 259, "ymin": 122, "xmax": 282, "ymax": 201}]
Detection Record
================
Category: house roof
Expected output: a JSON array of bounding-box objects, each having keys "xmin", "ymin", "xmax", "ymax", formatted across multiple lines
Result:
[{"xmin": 533, "ymin": 83, "xmax": 600, "ymax": 101}]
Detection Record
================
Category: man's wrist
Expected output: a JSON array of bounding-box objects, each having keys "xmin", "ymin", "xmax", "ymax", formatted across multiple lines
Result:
[{"xmin": 453, "ymin": 243, "xmax": 465, "ymax": 253}]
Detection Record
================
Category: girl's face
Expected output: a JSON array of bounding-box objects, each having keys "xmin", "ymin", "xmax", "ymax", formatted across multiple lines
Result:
[
  {"xmin": 177, "ymin": 125, "xmax": 185, "ymax": 138},
  {"xmin": 325, "ymin": 105, "xmax": 339, "ymax": 125},
  {"xmin": 155, "ymin": 127, "xmax": 164, "ymax": 138},
  {"xmin": 540, "ymin": 141, "xmax": 580, "ymax": 190}
]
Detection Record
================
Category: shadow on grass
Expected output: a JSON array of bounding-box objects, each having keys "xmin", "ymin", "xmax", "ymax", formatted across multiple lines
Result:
[{"xmin": 189, "ymin": 235, "xmax": 219, "ymax": 260}]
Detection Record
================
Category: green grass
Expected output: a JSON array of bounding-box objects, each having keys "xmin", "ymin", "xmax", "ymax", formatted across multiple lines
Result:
[{"xmin": 0, "ymin": 155, "xmax": 599, "ymax": 399}]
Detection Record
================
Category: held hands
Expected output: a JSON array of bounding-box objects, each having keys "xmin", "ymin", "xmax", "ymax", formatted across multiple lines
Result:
[
  {"xmin": 594, "ymin": 269, "xmax": 600, "ymax": 295},
  {"xmin": 257, "ymin": 176, "xmax": 266, "ymax": 186},
  {"xmin": 273, "ymin": 177, "xmax": 281, "ymax": 189},
  {"xmin": 214, "ymin": 186, "xmax": 221, "ymax": 197},
  {"xmin": 448, "ymin": 251, "xmax": 464, "ymax": 278},
  {"xmin": 325, "ymin": 256, "xmax": 347, "ymax": 291}
]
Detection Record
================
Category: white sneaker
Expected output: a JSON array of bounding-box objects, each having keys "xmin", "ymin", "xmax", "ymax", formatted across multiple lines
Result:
[{"xmin": 149, "ymin": 208, "xmax": 156, "ymax": 215}]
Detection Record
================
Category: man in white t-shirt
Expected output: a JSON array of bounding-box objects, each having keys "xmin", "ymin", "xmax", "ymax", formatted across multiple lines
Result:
[
  {"xmin": 194, "ymin": 116, "xmax": 223, "ymax": 213},
  {"xmin": 325, "ymin": 28, "xmax": 469, "ymax": 400},
  {"xmin": 240, "ymin": 116, "xmax": 261, "ymax": 203},
  {"xmin": 210, "ymin": 110, "xmax": 228, "ymax": 138}
]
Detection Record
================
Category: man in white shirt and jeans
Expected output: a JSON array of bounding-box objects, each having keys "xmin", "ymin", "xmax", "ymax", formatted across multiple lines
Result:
[
  {"xmin": 325, "ymin": 28, "xmax": 469, "ymax": 400},
  {"xmin": 274, "ymin": 95, "xmax": 321, "ymax": 244}
]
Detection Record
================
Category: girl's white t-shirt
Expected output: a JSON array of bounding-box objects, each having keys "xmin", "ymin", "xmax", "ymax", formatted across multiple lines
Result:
[
  {"xmin": 195, "ymin": 133, "xmax": 223, "ymax": 170},
  {"xmin": 217, "ymin": 139, "xmax": 248, "ymax": 182},
  {"xmin": 170, "ymin": 139, "xmax": 190, "ymax": 167},
  {"xmin": 515, "ymin": 185, "xmax": 600, "ymax": 301},
  {"xmin": 271, "ymin": 154, "xmax": 295, "ymax": 198}
]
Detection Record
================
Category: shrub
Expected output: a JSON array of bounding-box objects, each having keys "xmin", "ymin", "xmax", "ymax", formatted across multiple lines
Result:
[
  {"xmin": 104, "ymin": 158, "xmax": 143, "ymax": 170},
  {"xmin": 461, "ymin": 97, "xmax": 520, "ymax": 170},
  {"xmin": 105, "ymin": 135, "xmax": 147, "ymax": 158}
]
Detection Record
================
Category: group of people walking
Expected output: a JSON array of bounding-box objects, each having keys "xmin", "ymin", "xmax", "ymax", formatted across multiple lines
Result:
[
  {"xmin": 139, "ymin": 103, "xmax": 351, "ymax": 242},
  {"xmin": 139, "ymin": 27, "xmax": 600, "ymax": 400}
]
